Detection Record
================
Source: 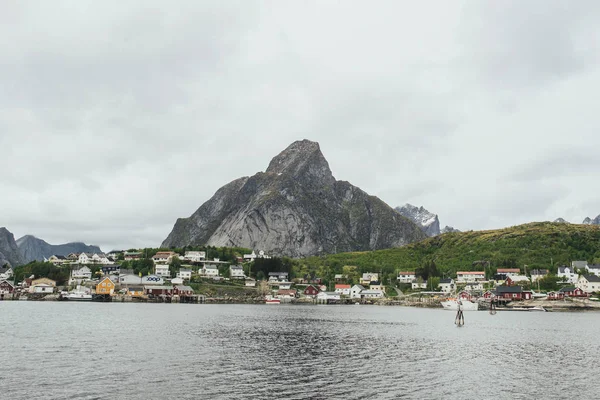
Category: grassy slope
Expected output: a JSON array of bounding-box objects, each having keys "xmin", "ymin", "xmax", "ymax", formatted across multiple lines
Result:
[{"xmin": 304, "ymin": 222, "xmax": 600, "ymax": 274}]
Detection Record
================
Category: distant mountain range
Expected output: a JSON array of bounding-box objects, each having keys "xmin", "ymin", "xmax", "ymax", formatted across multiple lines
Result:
[
  {"xmin": 0, "ymin": 227, "xmax": 102, "ymax": 267},
  {"xmin": 394, "ymin": 204, "xmax": 459, "ymax": 237},
  {"xmin": 16, "ymin": 235, "xmax": 102, "ymax": 264},
  {"xmin": 553, "ymin": 216, "xmax": 600, "ymax": 225},
  {"xmin": 162, "ymin": 139, "xmax": 427, "ymax": 257}
]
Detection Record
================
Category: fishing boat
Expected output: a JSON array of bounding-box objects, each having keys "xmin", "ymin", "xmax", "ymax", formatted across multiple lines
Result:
[
  {"xmin": 265, "ymin": 295, "xmax": 281, "ymax": 305},
  {"xmin": 64, "ymin": 286, "xmax": 92, "ymax": 301}
]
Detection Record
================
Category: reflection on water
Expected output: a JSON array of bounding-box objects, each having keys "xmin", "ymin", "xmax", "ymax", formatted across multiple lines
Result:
[{"xmin": 1, "ymin": 302, "xmax": 600, "ymax": 399}]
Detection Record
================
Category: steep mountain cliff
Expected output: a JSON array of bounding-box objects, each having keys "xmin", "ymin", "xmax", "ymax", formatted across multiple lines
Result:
[
  {"xmin": 0, "ymin": 227, "xmax": 25, "ymax": 267},
  {"xmin": 16, "ymin": 235, "xmax": 102, "ymax": 263},
  {"xmin": 162, "ymin": 140, "xmax": 427, "ymax": 257},
  {"xmin": 394, "ymin": 204, "xmax": 441, "ymax": 237}
]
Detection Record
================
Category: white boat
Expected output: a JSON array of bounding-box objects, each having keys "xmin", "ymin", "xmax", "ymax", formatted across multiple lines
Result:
[
  {"xmin": 65, "ymin": 287, "xmax": 92, "ymax": 301},
  {"xmin": 440, "ymin": 299, "xmax": 479, "ymax": 311}
]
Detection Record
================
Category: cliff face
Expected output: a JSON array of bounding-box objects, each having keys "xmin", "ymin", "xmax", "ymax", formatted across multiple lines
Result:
[
  {"xmin": 0, "ymin": 227, "xmax": 25, "ymax": 267},
  {"xmin": 394, "ymin": 204, "xmax": 441, "ymax": 237},
  {"xmin": 16, "ymin": 235, "xmax": 102, "ymax": 263},
  {"xmin": 162, "ymin": 140, "xmax": 427, "ymax": 257}
]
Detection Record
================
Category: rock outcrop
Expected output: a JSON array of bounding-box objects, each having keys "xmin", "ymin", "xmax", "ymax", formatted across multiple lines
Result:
[
  {"xmin": 0, "ymin": 227, "xmax": 25, "ymax": 267},
  {"xmin": 162, "ymin": 140, "xmax": 427, "ymax": 257},
  {"xmin": 553, "ymin": 218, "xmax": 569, "ymax": 223},
  {"xmin": 16, "ymin": 235, "xmax": 102, "ymax": 264},
  {"xmin": 441, "ymin": 226, "xmax": 460, "ymax": 234}
]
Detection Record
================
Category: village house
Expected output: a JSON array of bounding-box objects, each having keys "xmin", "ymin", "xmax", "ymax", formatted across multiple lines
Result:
[
  {"xmin": 174, "ymin": 285, "xmax": 194, "ymax": 297},
  {"xmin": 67, "ymin": 253, "xmax": 79, "ymax": 261},
  {"xmin": 530, "ymin": 269, "xmax": 549, "ymax": 282},
  {"xmin": 69, "ymin": 266, "xmax": 92, "ymax": 285},
  {"xmin": 303, "ymin": 285, "xmax": 320, "ymax": 297},
  {"xmin": 96, "ymin": 277, "xmax": 115, "ymax": 295},
  {"xmin": 586, "ymin": 264, "xmax": 600, "ymax": 277},
  {"xmin": 411, "ymin": 280, "xmax": 427, "ymax": 290},
  {"xmin": 29, "ymin": 278, "xmax": 56, "ymax": 294},
  {"xmin": 547, "ymin": 291, "xmax": 564, "ymax": 300},
  {"xmin": 277, "ymin": 289, "xmax": 297, "ymax": 300},
  {"xmin": 559, "ymin": 286, "xmax": 588, "ymax": 297},
  {"xmin": 243, "ymin": 250, "xmax": 270, "ymax": 261},
  {"xmin": 152, "ymin": 251, "xmax": 178, "ymax": 265},
  {"xmin": 229, "ymin": 265, "xmax": 245, "ymax": 279},
  {"xmin": 464, "ymin": 281, "xmax": 484, "ymax": 292},
  {"xmin": 572, "ymin": 260, "xmax": 589, "ymax": 272},
  {"xmin": 456, "ymin": 271, "xmax": 485, "ymax": 283},
  {"xmin": 360, "ymin": 273, "xmax": 379, "ymax": 286},
  {"xmin": 177, "ymin": 268, "xmax": 192, "ymax": 280},
  {"xmin": 369, "ymin": 282, "xmax": 385, "ymax": 292},
  {"xmin": 576, "ymin": 275, "xmax": 600, "ymax": 294},
  {"xmin": 171, "ymin": 277, "xmax": 184, "ymax": 285},
  {"xmin": 245, "ymin": 278, "xmax": 256, "ymax": 287},
  {"xmin": 361, "ymin": 289, "xmax": 384, "ymax": 299},
  {"xmin": 397, "ymin": 271, "xmax": 416, "ymax": 284},
  {"xmin": 558, "ymin": 266, "xmax": 578, "ymax": 284},
  {"xmin": 145, "ymin": 285, "xmax": 174, "ymax": 297},
  {"xmin": 316, "ymin": 291, "xmax": 340, "ymax": 303},
  {"xmin": 126, "ymin": 285, "xmax": 145, "ymax": 297},
  {"xmin": 0, "ymin": 266, "xmax": 14, "ymax": 280},
  {"xmin": 119, "ymin": 274, "xmax": 142, "ymax": 285},
  {"xmin": 202, "ymin": 265, "xmax": 220, "ymax": 278},
  {"xmin": 350, "ymin": 284, "xmax": 365, "ymax": 299},
  {"xmin": 268, "ymin": 272, "xmax": 289, "ymax": 282},
  {"xmin": 47, "ymin": 255, "xmax": 68, "ymax": 266},
  {"xmin": 334, "ymin": 284, "xmax": 351, "ymax": 296},
  {"xmin": 184, "ymin": 251, "xmax": 206, "ymax": 262},
  {"xmin": 91, "ymin": 253, "xmax": 112, "ymax": 264},
  {"xmin": 155, "ymin": 264, "xmax": 170, "ymax": 277},
  {"xmin": 0, "ymin": 280, "xmax": 15, "ymax": 295},
  {"xmin": 123, "ymin": 251, "xmax": 142, "ymax": 261},
  {"xmin": 497, "ymin": 268, "xmax": 521, "ymax": 277},
  {"xmin": 439, "ymin": 278, "xmax": 455, "ymax": 293},
  {"xmin": 495, "ymin": 285, "xmax": 532, "ymax": 300}
]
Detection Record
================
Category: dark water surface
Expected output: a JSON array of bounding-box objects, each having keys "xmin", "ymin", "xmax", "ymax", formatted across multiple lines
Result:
[{"xmin": 1, "ymin": 302, "xmax": 599, "ymax": 399}]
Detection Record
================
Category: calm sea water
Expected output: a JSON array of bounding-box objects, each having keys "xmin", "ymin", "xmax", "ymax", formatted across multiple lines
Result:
[{"xmin": 1, "ymin": 302, "xmax": 599, "ymax": 399}]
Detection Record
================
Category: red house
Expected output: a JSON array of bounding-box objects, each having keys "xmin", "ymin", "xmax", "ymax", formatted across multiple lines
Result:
[
  {"xmin": 483, "ymin": 290, "xmax": 495, "ymax": 299},
  {"xmin": 145, "ymin": 286, "xmax": 173, "ymax": 296},
  {"xmin": 547, "ymin": 291, "xmax": 565, "ymax": 300},
  {"xmin": 173, "ymin": 285, "xmax": 194, "ymax": 297},
  {"xmin": 559, "ymin": 287, "xmax": 588, "ymax": 297},
  {"xmin": 495, "ymin": 285, "xmax": 529, "ymax": 300},
  {"xmin": 303, "ymin": 285, "xmax": 320, "ymax": 297},
  {"xmin": 458, "ymin": 291, "xmax": 472, "ymax": 300},
  {"xmin": 0, "ymin": 280, "xmax": 15, "ymax": 294}
]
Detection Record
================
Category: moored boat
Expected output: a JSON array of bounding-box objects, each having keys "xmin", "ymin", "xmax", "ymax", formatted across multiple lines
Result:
[
  {"xmin": 64, "ymin": 286, "xmax": 92, "ymax": 301},
  {"xmin": 265, "ymin": 295, "xmax": 281, "ymax": 305}
]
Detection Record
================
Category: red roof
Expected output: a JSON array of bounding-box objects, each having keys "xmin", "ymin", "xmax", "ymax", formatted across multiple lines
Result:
[
  {"xmin": 335, "ymin": 284, "xmax": 351, "ymax": 289},
  {"xmin": 497, "ymin": 268, "xmax": 520, "ymax": 273},
  {"xmin": 457, "ymin": 271, "xmax": 485, "ymax": 275}
]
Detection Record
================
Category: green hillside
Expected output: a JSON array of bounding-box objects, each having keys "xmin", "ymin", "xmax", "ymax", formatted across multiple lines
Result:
[{"xmin": 302, "ymin": 222, "xmax": 600, "ymax": 281}]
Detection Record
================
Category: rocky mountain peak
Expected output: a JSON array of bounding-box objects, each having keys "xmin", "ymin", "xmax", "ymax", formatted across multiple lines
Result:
[
  {"xmin": 582, "ymin": 215, "xmax": 600, "ymax": 225},
  {"xmin": 394, "ymin": 204, "xmax": 441, "ymax": 237},
  {"xmin": 553, "ymin": 218, "xmax": 569, "ymax": 223},
  {"xmin": 265, "ymin": 140, "xmax": 334, "ymax": 185},
  {"xmin": 0, "ymin": 227, "xmax": 24, "ymax": 267}
]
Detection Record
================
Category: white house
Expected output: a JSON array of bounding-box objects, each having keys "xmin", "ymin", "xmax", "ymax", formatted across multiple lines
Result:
[
  {"xmin": 202, "ymin": 265, "xmax": 220, "ymax": 277},
  {"xmin": 184, "ymin": 251, "xmax": 206, "ymax": 262},
  {"xmin": 558, "ymin": 266, "xmax": 578, "ymax": 284},
  {"xmin": 119, "ymin": 274, "xmax": 142, "ymax": 285},
  {"xmin": 47, "ymin": 255, "xmax": 68, "ymax": 266},
  {"xmin": 229, "ymin": 265, "xmax": 245, "ymax": 279},
  {"xmin": 456, "ymin": 271, "xmax": 485, "ymax": 283},
  {"xmin": 243, "ymin": 250, "xmax": 270, "ymax": 261},
  {"xmin": 572, "ymin": 260, "xmax": 588, "ymax": 272},
  {"xmin": 577, "ymin": 275, "xmax": 600, "ymax": 293},
  {"xmin": 464, "ymin": 281, "xmax": 484, "ymax": 292},
  {"xmin": 411, "ymin": 280, "xmax": 427, "ymax": 290},
  {"xmin": 171, "ymin": 277, "xmax": 184, "ymax": 285},
  {"xmin": 506, "ymin": 275, "xmax": 530, "ymax": 285},
  {"xmin": 586, "ymin": 264, "xmax": 600, "ymax": 277},
  {"xmin": 268, "ymin": 272, "xmax": 289, "ymax": 282},
  {"xmin": 155, "ymin": 264, "xmax": 170, "ymax": 277},
  {"xmin": 91, "ymin": 253, "xmax": 112, "ymax": 264},
  {"xmin": 334, "ymin": 284, "xmax": 351, "ymax": 296},
  {"xmin": 397, "ymin": 271, "xmax": 416, "ymax": 284},
  {"xmin": 439, "ymin": 278, "xmax": 455, "ymax": 293},
  {"xmin": 316, "ymin": 291, "xmax": 340, "ymax": 302},
  {"xmin": 77, "ymin": 253, "xmax": 91, "ymax": 264},
  {"xmin": 350, "ymin": 284, "xmax": 365, "ymax": 299},
  {"xmin": 0, "ymin": 267, "xmax": 14, "ymax": 280},
  {"xmin": 69, "ymin": 266, "xmax": 92, "ymax": 284},
  {"xmin": 361, "ymin": 290, "xmax": 384, "ymax": 299},
  {"xmin": 245, "ymin": 278, "xmax": 256, "ymax": 287},
  {"xmin": 152, "ymin": 251, "xmax": 177, "ymax": 265},
  {"xmin": 177, "ymin": 268, "xmax": 192, "ymax": 280}
]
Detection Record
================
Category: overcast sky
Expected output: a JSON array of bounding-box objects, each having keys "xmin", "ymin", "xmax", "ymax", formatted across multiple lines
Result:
[{"xmin": 2, "ymin": 1, "xmax": 600, "ymax": 252}]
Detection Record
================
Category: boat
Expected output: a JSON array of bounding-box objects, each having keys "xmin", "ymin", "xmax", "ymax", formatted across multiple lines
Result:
[
  {"xmin": 440, "ymin": 299, "xmax": 479, "ymax": 311},
  {"xmin": 64, "ymin": 286, "xmax": 92, "ymax": 301},
  {"xmin": 265, "ymin": 295, "xmax": 281, "ymax": 305}
]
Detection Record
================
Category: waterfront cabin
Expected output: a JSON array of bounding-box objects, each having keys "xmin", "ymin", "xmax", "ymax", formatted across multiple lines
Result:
[
  {"xmin": 397, "ymin": 271, "xmax": 416, "ymax": 284},
  {"xmin": 145, "ymin": 285, "xmax": 174, "ymax": 297},
  {"xmin": 547, "ymin": 291, "xmax": 565, "ymax": 300},
  {"xmin": 360, "ymin": 290, "xmax": 384, "ymax": 299},
  {"xmin": 350, "ymin": 284, "xmax": 365, "ymax": 299},
  {"xmin": 577, "ymin": 275, "xmax": 600, "ymax": 294},
  {"xmin": 126, "ymin": 285, "xmax": 145, "ymax": 297},
  {"xmin": 30, "ymin": 278, "xmax": 57, "ymax": 294},
  {"xmin": 303, "ymin": 285, "xmax": 320, "ymax": 297},
  {"xmin": 560, "ymin": 286, "xmax": 588, "ymax": 297},
  {"xmin": 334, "ymin": 284, "xmax": 351, "ymax": 296},
  {"xmin": 96, "ymin": 277, "xmax": 115, "ymax": 295},
  {"xmin": 316, "ymin": 291, "xmax": 340, "ymax": 304},
  {"xmin": 495, "ymin": 285, "xmax": 527, "ymax": 300},
  {"xmin": 277, "ymin": 289, "xmax": 297, "ymax": 300}
]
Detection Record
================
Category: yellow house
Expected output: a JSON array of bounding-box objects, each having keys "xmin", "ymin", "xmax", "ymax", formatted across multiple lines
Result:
[{"xmin": 96, "ymin": 277, "xmax": 115, "ymax": 295}]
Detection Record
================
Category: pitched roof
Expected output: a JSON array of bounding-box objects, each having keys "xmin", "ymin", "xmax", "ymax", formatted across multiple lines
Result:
[
  {"xmin": 559, "ymin": 286, "xmax": 576, "ymax": 292},
  {"xmin": 497, "ymin": 268, "xmax": 520, "ymax": 273},
  {"xmin": 583, "ymin": 275, "xmax": 600, "ymax": 282},
  {"xmin": 335, "ymin": 284, "xmax": 351, "ymax": 289},
  {"xmin": 530, "ymin": 269, "xmax": 549, "ymax": 275},
  {"xmin": 588, "ymin": 264, "xmax": 600, "ymax": 270},
  {"xmin": 496, "ymin": 285, "xmax": 522, "ymax": 293},
  {"xmin": 457, "ymin": 271, "xmax": 485, "ymax": 275},
  {"xmin": 440, "ymin": 278, "xmax": 453, "ymax": 284}
]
